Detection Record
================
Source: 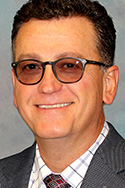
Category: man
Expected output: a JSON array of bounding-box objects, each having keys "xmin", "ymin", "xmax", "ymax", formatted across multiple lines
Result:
[{"xmin": 0, "ymin": 0, "xmax": 124, "ymax": 187}]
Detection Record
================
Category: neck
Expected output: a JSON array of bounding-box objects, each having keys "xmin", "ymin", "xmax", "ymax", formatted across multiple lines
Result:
[{"xmin": 35, "ymin": 120, "xmax": 104, "ymax": 173}]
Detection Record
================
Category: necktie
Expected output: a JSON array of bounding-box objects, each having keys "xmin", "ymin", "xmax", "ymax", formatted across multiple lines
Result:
[{"xmin": 43, "ymin": 174, "xmax": 71, "ymax": 188}]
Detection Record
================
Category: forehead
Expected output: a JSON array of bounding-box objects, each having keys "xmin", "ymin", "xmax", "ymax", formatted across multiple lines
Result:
[{"xmin": 15, "ymin": 17, "xmax": 99, "ymax": 61}]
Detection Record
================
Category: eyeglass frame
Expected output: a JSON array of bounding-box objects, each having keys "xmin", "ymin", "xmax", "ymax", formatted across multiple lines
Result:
[{"xmin": 11, "ymin": 57, "xmax": 108, "ymax": 85}]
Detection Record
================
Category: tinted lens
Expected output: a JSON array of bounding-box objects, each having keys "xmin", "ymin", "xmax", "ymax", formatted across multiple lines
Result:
[
  {"xmin": 16, "ymin": 60, "xmax": 43, "ymax": 84},
  {"xmin": 54, "ymin": 58, "xmax": 83, "ymax": 83}
]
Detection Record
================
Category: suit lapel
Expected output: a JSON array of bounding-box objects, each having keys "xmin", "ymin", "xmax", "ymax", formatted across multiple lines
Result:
[{"xmin": 81, "ymin": 123, "xmax": 125, "ymax": 188}]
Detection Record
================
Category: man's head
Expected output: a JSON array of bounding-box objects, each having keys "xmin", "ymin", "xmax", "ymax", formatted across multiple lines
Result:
[
  {"xmin": 11, "ymin": 0, "xmax": 118, "ymax": 143},
  {"xmin": 12, "ymin": 0, "xmax": 116, "ymax": 67}
]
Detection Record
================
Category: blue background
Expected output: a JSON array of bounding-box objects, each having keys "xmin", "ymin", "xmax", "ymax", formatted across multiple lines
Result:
[{"xmin": 0, "ymin": 0, "xmax": 125, "ymax": 158}]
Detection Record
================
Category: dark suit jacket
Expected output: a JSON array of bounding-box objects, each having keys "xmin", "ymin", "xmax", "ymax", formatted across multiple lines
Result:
[{"xmin": 0, "ymin": 123, "xmax": 125, "ymax": 188}]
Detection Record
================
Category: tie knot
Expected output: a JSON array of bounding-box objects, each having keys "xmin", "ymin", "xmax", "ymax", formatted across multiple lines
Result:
[{"xmin": 43, "ymin": 174, "xmax": 71, "ymax": 188}]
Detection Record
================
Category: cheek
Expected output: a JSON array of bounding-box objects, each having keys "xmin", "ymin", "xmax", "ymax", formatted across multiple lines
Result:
[
  {"xmin": 13, "ymin": 84, "xmax": 37, "ymax": 127},
  {"xmin": 13, "ymin": 83, "xmax": 35, "ymax": 109},
  {"xmin": 75, "ymin": 73, "xmax": 104, "ymax": 121},
  {"xmin": 70, "ymin": 70, "xmax": 104, "ymax": 107},
  {"xmin": 85, "ymin": 69, "xmax": 104, "ymax": 95}
]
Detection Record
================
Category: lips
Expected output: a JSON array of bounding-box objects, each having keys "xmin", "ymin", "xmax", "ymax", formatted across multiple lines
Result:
[{"xmin": 37, "ymin": 102, "xmax": 72, "ymax": 109}]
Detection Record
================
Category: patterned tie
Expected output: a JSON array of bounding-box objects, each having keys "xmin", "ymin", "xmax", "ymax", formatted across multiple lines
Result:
[{"xmin": 43, "ymin": 174, "xmax": 71, "ymax": 188}]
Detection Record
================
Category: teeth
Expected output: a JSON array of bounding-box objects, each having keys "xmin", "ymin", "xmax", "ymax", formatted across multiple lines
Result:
[{"xmin": 38, "ymin": 102, "xmax": 72, "ymax": 109}]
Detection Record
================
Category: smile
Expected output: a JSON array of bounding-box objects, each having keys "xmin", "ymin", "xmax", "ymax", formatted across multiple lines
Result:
[{"xmin": 37, "ymin": 102, "xmax": 72, "ymax": 109}]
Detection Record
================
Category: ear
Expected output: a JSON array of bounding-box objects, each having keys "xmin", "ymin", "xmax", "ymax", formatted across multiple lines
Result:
[
  {"xmin": 103, "ymin": 65, "xmax": 119, "ymax": 105},
  {"xmin": 12, "ymin": 69, "xmax": 18, "ymax": 108}
]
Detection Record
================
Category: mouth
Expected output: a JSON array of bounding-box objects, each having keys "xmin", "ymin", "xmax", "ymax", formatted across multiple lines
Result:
[{"xmin": 37, "ymin": 102, "xmax": 73, "ymax": 109}]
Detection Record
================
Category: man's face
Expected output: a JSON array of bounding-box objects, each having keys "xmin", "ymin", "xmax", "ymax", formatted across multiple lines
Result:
[{"xmin": 12, "ymin": 17, "xmax": 107, "ymax": 141}]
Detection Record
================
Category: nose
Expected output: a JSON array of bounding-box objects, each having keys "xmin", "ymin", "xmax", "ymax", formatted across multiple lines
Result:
[{"xmin": 38, "ymin": 65, "xmax": 63, "ymax": 94}]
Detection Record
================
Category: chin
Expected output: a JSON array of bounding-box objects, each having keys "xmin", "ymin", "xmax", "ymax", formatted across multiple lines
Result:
[{"xmin": 35, "ymin": 129, "xmax": 70, "ymax": 140}]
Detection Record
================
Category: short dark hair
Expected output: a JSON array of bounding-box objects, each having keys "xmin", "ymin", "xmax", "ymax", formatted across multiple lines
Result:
[{"xmin": 12, "ymin": 0, "xmax": 116, "ymax": 66}]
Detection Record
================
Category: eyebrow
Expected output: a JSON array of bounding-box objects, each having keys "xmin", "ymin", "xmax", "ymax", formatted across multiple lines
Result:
[
  {"xmin": 56, "ymin": 52, "xmax": 84, "ymax": 59},
  {"xmin": 17, "ymin": 53, "xmax": 41, "ymax": 61},
  {"xmin": 17, "ymin": 51, "xmax": 84, "ymax": 62}
]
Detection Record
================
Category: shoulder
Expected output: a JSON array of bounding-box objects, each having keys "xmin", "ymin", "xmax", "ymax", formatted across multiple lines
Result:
[
  {"xmin": 0, "ymin": 142, "xmax": 35, "ymax": 165},
  {"xmin": 102, "ymin": 122, "xmax": 125, "ymax": 153},
  {"xmin": 98, "ymin": 122, "xmax": 125, "ymax": 177},
  {"xmin": 81, "ymin": 123, "xmax": 125, "ymax": 187},
  {"xmin": 0, "ymin": 143, "xmax": 36, "ymax": 179}
]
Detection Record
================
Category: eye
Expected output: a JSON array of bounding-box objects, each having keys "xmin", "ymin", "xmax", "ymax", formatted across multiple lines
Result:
[
  {"xmin": 19, "ymin": 60, "xmax": 42, "ymax": 72},
  {"xmin": 57, "ymin": 60, "xmax": 82, "ymax": 70},
  {"xmin": 17, "ymin": 60, "xmax": 42, "ymax": 76},
  {"xmin": 23, "ymin": 63, "xmax": 38, "ymax": 70},
  {"xmin": 63, "ymin": 63, "xmax": 76, "ymax": 68}
]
